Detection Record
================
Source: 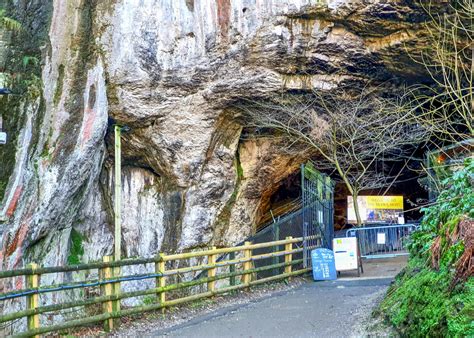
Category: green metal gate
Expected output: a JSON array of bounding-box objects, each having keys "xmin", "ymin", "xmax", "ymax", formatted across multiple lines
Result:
[{"xmin": 301, "ymin": 162, "xmax": 334, "ymax": 268}]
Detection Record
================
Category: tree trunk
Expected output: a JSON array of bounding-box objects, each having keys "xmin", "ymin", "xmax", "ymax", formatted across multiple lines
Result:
[
  {"xmin": 352, "ymin": 191, "xmax": 363, "ymax": 226},
  {"xmin": 334, "ymin": 159, "xmax": 363, "ymax": 226}
]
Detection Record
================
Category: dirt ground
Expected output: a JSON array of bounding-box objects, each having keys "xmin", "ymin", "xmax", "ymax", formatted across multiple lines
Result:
[{"xmin": 339, "ymin": 256, "xmax": 408, "ymax": 279}]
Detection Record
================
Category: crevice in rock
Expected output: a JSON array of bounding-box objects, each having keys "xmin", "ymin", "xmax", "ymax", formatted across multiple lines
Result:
[
  {"xmin": 185, "ymin": 0, "xmax": 194, "ymax": 12},
  {"xmin": 212, "ymin": 140, "xmax": 244, "ymax": 246},
  {"xmin": 53, "ymin": 0, "xmax": 96, "ymax": 164},
  {"xmin": 255, "ymin": 169, "xmax": 301, "ymax": 229}
]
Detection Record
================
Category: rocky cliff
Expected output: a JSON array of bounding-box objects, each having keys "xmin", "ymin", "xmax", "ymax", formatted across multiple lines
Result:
[{"xmin": 0, "ymin": 0, "xmax": 438, "ymax": 271}]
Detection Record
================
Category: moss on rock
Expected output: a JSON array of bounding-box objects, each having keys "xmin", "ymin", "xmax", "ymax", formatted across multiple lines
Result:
[{"xmin": 67, "ymin": 228, "xmax": 85, "ymax": 265}]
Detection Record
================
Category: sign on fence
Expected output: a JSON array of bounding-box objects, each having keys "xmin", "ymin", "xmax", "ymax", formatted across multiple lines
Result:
[
  {"xmin": 377, "ymin": 233, "xmax": 386, "ymax": 245},
  {"xmin": 346, "ymin": 224, "xmax": 418, "ymax": 258},
  {"xmin": 347, "ymin": 195, "xmax": 404, "ymax": 224},
  {"xmin": 311, "ymin": 248, "xmax": 337, "ymax": 281}
]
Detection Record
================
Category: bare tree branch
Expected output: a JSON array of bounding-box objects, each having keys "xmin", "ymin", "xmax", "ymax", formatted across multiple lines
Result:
[{"xmin": 238, "ymin": 86, "xmax": 428, "ymax": 226}]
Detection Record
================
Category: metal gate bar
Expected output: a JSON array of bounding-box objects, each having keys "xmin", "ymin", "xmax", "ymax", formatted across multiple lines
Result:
[
  {"xmin": 301, "ymin": 162, "xmax": 334, "ymax": 267},
  {"xmin": 346, "ymin": 224, "xmax": 419, "ymax": 259}
]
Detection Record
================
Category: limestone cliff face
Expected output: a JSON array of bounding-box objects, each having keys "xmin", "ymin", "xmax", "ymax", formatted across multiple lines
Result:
[{"xmin": 0, "ymin": 0, "xmax": 437, "ymax": 270}]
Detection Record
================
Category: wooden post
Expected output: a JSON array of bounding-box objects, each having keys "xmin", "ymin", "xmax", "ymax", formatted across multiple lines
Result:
[
  {"xmin": 242, "ymin": 241, "xmax": 252, "ymax": 286},
  {"xmin": 101, "ymin": 256, "xmax": 114, "ymax": 332},
  {"xmin": 26, "ymin": 263, "xmax": 40, "ymax": 337},
  {"xmin": 157, "ymin": 253, "xmax": 166, "ymax": 314},
  {"xmin": 207, "ymin": 247, "xmax": 217, "ymax": 293},
  {"xmin": 229, "ymin": 252, "xmax": 236, "ymax": 286},
  {"xmin": 155, "ymin": 253, "xmax": 161, "ymax": 303},
  {"xmin": 112, "ymin": 265, "xmax": 121, "ymax": 328},
  {"xmin": 285, "ymin": 237, "xmax": 293, "ymax": 278}
]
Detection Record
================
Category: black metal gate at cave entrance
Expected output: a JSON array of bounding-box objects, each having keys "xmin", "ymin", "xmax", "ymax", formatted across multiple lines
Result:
[
  {"xmin": 247, "ymin": 161, "xmax": 334, "ymax": 274},
  {"xmin": 198, "ymin": 161, "xmax": 335, "ymax": 282},
  {"xmin": 301, "ymin": 161, "xmax": 334, "ymax": 268}
]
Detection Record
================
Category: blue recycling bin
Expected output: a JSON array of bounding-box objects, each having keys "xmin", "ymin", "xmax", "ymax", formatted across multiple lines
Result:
[{"xmin": 311, "ymin": 248, "xmax": 337, "ymax": 281}]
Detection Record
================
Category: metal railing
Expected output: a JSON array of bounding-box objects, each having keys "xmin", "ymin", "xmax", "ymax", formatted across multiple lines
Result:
[
  {"xmin": 346, "ymin": 224, "xmax": 419, "ymax": 259},
  {"xmin": 0, "ymin": 237, "xmax": 311, "ymax": 337}
]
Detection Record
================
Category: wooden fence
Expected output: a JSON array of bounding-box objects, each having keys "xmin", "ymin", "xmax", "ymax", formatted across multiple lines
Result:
[{"xmin": 0, "ymin": 236, "xmax": 312, "ymax": 337}]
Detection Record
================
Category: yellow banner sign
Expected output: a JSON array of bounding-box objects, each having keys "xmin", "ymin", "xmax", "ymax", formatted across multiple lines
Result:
[
  {"xmin": 347, "ymin": 195, "xmax": 404, "ymax": 223},
  {"xmin": 366, "ymin": 196, "xmax": 403, "ymax": 210}
]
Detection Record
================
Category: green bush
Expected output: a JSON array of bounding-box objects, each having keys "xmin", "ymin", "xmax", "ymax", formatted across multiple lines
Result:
[
  {"xmin": 380, "ymin": 259, "xmax": 473, "ymax": 337},
  {"xmin": 380, "ymin": 159, "xmax": 473, "ymax": 337}
]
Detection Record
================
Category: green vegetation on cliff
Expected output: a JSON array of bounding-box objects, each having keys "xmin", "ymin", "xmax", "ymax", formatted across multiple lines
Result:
[
  {"xmin": 67, "ymin": 228, "xmax": 85, "ymax": 265},
  {"xmin": 0, "ymin": 2, "xmax": 51, "ymax": 201},
  {"xmin": 379, "ymin": 159, "xmax": 474, "ymax": 337}
]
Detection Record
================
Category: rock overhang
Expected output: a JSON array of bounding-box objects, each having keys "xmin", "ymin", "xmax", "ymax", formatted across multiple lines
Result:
[{"xmin": 0, "ymin": 0, "xmax": 444, "ymax": 270}]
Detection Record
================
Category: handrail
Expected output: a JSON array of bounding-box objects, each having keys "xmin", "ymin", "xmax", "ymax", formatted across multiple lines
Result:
[
  {"xmin": 13, "ymin": 267, "xmax": 311, "ymax": 338},
  {"xmin": 0, "ymin": 237, "xmax": 304, "ymax": 279},
  {"xmin": 0, "ymin": 246, "xmax": 311, "ymax": 302},
  {"xmin": 162, "ymin": 237, "xmax": 302, "ymax": 261},
  {"xmin": 0, "ymin": 257, "xmax": 156, "ymax": 278},
  {"xmin": 0, "ymin": 236, "xmax": 315, "ymax": 336},
  {"xmin": 0, "ymin": 259, "xmax": 304, "ymax": 324}
]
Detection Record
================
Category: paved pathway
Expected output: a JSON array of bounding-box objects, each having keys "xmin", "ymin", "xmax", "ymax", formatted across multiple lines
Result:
[{"xmin": 152, "ymin": 278, "xmax": 393, "ymax": 338}]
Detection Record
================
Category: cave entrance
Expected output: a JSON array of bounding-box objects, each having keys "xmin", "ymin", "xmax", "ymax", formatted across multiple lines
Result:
[
  {"xmin": 256, "ymin": 171, "xmax": 301, "ymax": 230},
  {"xmin": 256, "ymin": 162, "xmax": 334, "ymax": 243},
  {"xmin": 251, "ymin": 161, "xmax": 334, "ymax": 270}
]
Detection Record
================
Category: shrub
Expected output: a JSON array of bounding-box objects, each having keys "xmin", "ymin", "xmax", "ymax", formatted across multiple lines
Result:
[{"xmin": 380, "ymin": 159, "xmax": 473, "ymax": 337}]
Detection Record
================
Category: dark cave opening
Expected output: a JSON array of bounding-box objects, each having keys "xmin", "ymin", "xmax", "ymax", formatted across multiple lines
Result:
[
  {"xmin": 256, "ymin": 170, "xmax": 302, "ymax": 229},
  {"xmin": 269, "ymin": 171, "xmax": 301, "ymax": 205},
  {"xmin": 257, "ymin": 158, "xmax": 428, "ymax": 233}
]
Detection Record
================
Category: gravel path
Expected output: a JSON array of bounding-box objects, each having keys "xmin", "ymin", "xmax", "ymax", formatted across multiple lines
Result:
[
  {"xmin": 112, "ymin": 277, "xmax": 309, "ymax": 337},
  {"xmin": 111, "ymin": 277, "xmax": 396, "ymax": 337}
]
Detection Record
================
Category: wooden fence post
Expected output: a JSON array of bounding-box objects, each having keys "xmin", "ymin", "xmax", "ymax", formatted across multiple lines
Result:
[
  {"xmin": 229, "ymin": 252, "xmax": 236, "ymax": 286},
  {"xmin": 112, "ymin": 265, "xmax": 121, "ymax": 328},
  {"xmin": 155, "ymin": 253, "xmax": 160, "ymax": 302},
  {"xmin": 242, "ymin": 241, "xmax": 252, "ymax": 286},
  {"xmin": 285, "ymin": 237, "xmax": 293, "ymax": 278},
  {"xmin": 26, "ymin": 263, "xmax": 40, "ymax": 337},
  {"xmin": 100, "ymin": 256, "xmax": 114, "ymax": 332},
  {"xmin": 207, "ymin": 247, "xmax": 217, "ymax": 293},
  {"xmin": 157, "ymin": 253, "xmax": 166, "ymax": 314}
]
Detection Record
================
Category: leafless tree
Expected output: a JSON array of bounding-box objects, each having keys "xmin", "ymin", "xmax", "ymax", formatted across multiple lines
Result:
[
  {"xmin": 238, "ymin": 87, "xmax": 427, "ymax": 226},
  {"xmin": 404, "ymin": 0, "xmax": 473, "ymax": 143}
]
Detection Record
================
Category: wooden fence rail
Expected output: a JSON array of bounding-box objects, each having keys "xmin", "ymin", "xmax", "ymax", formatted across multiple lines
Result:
[{"xmin": 0, "ymin": 236, "xmax": 313, "ymax": 337}]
